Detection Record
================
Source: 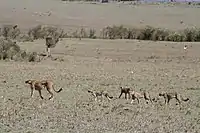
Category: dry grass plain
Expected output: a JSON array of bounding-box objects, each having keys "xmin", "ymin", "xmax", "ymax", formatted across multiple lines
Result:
[
  {"xmin": 0, "ymin": 0, "xmax": 200, "ymax": 32},
  {"xmin": 0, "ymin": 0, "xmax": 200, "ymax": 133}
]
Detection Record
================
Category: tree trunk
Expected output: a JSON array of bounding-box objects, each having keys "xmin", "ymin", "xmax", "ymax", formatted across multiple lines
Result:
[{"xmin": 46, "ymin": 47, "xmax": 51, "ymax": 57}]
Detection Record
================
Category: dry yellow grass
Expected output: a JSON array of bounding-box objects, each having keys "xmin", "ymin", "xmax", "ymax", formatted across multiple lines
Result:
[
  {"xmin": 0, "ymin": 0, "xmax": 200, "ymax": 132},
  {"xmin": 0, "ymin": 0, "xmax": 199, "ymax": 32},
  {"xmin": 0, "ymin": 38, "xmax": 199, "ymax": 132}
]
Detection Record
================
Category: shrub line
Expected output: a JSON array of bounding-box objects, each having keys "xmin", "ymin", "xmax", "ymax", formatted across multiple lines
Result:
[{"xmin": 1, "ymin": 24, "xmax": 200, "ymax": 42}]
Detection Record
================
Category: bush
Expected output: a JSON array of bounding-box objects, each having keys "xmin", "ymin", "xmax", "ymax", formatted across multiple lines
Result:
[
  {"xmin": 138, "ymin": 26, "xmax": 155, "ymax": 40},
  {"xmin": 27, "ymin": 52, "xmax": 40, "ymax": 62},
  {"xmin": 79, "ymin": 28, "xmax": 88, "ymax": 38},
  {"xmin": 16, "ymin": 34, "xmax": 34, "ymax": 42},
  {"xmin": 0, "ymin": 24, "xmax": 34, "ymax": 42},
  {"xmin": 183, "ymin": 28, "xmax": 196, "ymax": 42},
  {"xmin": 28, "ymin": 25, "xmax": 42, "ymax": 39},
  {"xmin": 195, "ymin": 28, "xmax": 200, "ymax": 41},
  {"xmin": 2, "ymin": 24, "xmax": 200, "ymax": 43},
  {"xmin": 1, "ymin": 25, "xmax": 21, "ymax": 39},
  {"xmin": 71, "ymin": 30, "xmax": 79, "ymax": 38},
  {"xmin": 0, "ymin": 38, "xmax": 20, "ymax": 60},
  {"xmin": 100, "ymin": 25, "xmax": 200, "ymax": 42},
  {"xmin": 28, "ymin": 25, "xmax": 64, "ymax": 40},
  {"xmin": 126, "ymin": 28, "xmax": 140, "ymax": 39},
  {"xmin": 0, "ymin": 38, "xmax": 40, "ymax": 62},
  {"xmin": 102, "ymin": 25, "xmax": 128, "ymax": 39},
  {"xmin": 165, "ymin": 32, "xmax": 185, "ymax": 42},
  {"xmin": 151, "ymin": 28, "xmax": 170, "ymax": 41},
  {"xmin": 89, "ymin": 29, "xmax": 96, "ymax": 39},
  {"xmin": 183, "ymin": 28, "xmax": 200, "ymax": 42}
]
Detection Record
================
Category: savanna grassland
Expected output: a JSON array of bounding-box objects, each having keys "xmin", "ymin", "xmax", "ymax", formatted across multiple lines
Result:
[{"xmin": 0, "ymin": 0, "xmax": 200, "ymax": 132}]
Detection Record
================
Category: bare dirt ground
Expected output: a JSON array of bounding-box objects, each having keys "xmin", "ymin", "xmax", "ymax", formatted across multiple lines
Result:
[{"xmin": 0, "ymin": 0, "xmax": 200, "ymax": 133}]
